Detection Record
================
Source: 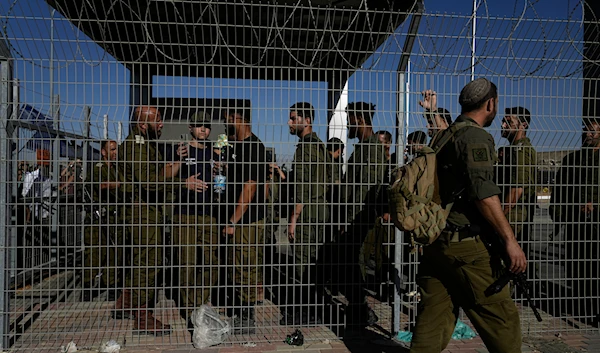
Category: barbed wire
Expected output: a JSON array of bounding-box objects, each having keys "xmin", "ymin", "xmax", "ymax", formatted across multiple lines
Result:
[{"xmin": 1, "ymin": 0, "xmax": 599, "ymax": 77}]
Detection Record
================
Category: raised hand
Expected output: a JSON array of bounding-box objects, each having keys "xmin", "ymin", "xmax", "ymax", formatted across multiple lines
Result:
[{"xmin": 419, "ymin": 89, "xmax": 438, "ymax": 111}]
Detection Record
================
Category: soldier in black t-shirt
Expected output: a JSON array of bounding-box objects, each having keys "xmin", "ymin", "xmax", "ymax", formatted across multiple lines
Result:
[
  {"xmin": 221, "ymin": 106, "xmax": 269, "ymax": 334},
  {"xmin": 171, "ymin": 111, "xmax": 220, "ymax": 331}
]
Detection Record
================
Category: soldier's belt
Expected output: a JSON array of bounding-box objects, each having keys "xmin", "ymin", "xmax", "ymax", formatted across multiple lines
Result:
[{"xmin": 441, "ymin": 229, "xmax": 478, "ymax": 243}]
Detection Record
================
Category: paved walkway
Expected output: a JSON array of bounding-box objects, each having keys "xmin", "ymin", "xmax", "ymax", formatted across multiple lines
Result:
[
  {"xmin": 10, "ymin": 294, "xmax": 600, "ymax": 353},
  {"xmin": 55, "ymin": 333, "xmax": 600, "ymax": 352}
]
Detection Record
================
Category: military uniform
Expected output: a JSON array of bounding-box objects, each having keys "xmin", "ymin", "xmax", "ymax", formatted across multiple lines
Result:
[
  {"xmin": 290, "ymin": 132, "xmax": 329, "ymax": 277},
  {"xmin": 226, "ymin": 133, "xmax": 269, "ymax": 304},
  {"xmin": 410, "ymin": 115, "xmax": 522, "ymax": 353},
  {"xmin": 339, "ymin": 134, "xmax": 387, "ymax": 322},
  {"xmin": 171, "ymin": 143, "xmax": 219, "ymax": 318},
  {"xmin": 281, "ymin": 132, "xmax": 330, "ymax": 316},
  {"xmin": 118, "ymin": 127, "xmax": 166, "ymax": 307},
  {"xmin": 497, "ymin": 137, "xmax": 537, "ymax": 238},
  {"xmin": 83, "ymin": 161, "xmax": 124, "ymax": 288},
  {"xmin": 550, "ymin": 148, "xmax": 600, "ymax": 310}
]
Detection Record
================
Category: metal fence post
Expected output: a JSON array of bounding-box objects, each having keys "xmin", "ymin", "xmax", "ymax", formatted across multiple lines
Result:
[{"xmin": 0, "ymin": 54, "xmax": 14, "ymax": 351}]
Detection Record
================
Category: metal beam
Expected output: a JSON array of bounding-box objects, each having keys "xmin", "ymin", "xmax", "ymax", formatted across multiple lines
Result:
[
  {"xmin": 393, "ymin": 0, "xmax": 423, "ymax": 336},
  {"xmin": 7, "ymin": 120, "xmax": 91, "ymax": 140},
  {"xmin": 0, "ymin": 55, "xmax": 14, "ymax": 351}
]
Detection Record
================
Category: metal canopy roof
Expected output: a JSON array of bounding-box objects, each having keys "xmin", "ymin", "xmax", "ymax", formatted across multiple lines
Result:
[{"xmin": 45, "ymin": 0, "xmax": 417, "ymax": 82}]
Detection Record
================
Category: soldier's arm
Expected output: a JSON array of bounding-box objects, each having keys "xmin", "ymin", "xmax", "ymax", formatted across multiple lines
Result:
[
  {"xmin": 100, "ymin": 182, "xmax": 120, "ymax": 190},
  {"xmin": 99, "ymin": 167, "xmax": 120, "ymax": 190},
  {"xmin": 475, "ymin": 196, "xmax": 527, "ymax": 273},
  {"xmin": 230, "ymin": 180, "xmax": 258, "ymax": 224},
  {"xmin": 128, "ymin": 144, "xmax": 179, "ymax": 191},
  {"xmin": 504, "ymin": 146, "xmax": 533, "ymax": 213},
  {"xmin": 461, "ymin": 133, "xmax": 526, "ymax": 273},
  {"xmin": 502, "ymin": 188, "xmax": 523, "ymax": 214},
  {"xmin": 288, "ymin": 144, "xmax": 311, "ymax": 225},
  {"xmin": 549, "ymin": 154, "xmax": 570, "ymax": 223}
]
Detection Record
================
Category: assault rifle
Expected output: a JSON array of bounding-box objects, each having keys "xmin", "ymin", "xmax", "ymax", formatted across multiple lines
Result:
[{"xmin": 485, "ymin": 270, "xmax": 543, "ymax": 322}]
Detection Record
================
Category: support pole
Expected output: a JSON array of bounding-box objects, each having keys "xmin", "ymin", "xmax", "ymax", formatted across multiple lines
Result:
[
  {"xmin": 0, "ymin": 51, "xmax": 14, "ymax": 352},
  {"xmin": 393, "ymin": 0, "xmax": 423, "ymax": 336},
  {"xmin": 471, "ymin": 0, "xmax": 478, "ymax": 81}
]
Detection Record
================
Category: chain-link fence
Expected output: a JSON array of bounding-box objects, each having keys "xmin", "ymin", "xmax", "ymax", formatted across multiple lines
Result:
[{"xmin": 1, "ymin": 0, "xmax": 599, "ymax": 351}]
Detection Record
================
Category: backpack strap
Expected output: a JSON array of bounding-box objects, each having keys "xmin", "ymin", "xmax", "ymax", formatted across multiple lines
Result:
[
  {"xmin": 429, "ymin": 121, "xmax": 481, "ymax": 220},
  {"xmin": 431, "ymin": 121, "xmax": 475, "ymax": 154}
]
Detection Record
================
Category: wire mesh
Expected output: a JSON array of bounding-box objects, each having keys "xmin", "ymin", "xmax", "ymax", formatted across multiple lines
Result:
[{"xmin": 0, "ymin": 0, "xmax": 599, "ymax": 351}]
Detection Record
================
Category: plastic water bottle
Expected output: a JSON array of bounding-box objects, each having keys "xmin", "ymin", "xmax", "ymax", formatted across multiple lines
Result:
[{"xmin": 214, "ymin": 174, "xmax": 226, "ymax": 194}]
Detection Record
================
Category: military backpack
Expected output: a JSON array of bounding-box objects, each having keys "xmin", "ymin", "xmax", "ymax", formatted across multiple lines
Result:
[{"xmin": 388, "ymin": 122, "xmax": 472, "ymax": 246}]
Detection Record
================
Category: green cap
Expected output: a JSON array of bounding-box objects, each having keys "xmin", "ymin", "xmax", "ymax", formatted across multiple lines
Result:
[{"xmin": 190, "ymin": 111, "xmax": 212, "ymax": 126}]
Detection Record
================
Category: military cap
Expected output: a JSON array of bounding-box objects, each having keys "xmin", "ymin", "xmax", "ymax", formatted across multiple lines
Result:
[
  {"xmin": 459, "ymin": 78, "xmax": 494, "ymax": 108},
  {"xmin": 505, "ymin": 106, "xmax": 531, "ymax": 125},
  {"xmin": 189, "ymin": 111, "xmax": 212, "ymax": 127}
]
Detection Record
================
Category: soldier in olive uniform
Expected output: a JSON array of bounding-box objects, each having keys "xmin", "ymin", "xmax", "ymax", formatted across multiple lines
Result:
[
  {"xmin": 171, "ymin": 111, "xmax": 219, "ymax": 328},
  {"xmin": 550, "ymin": 116, "xmax": 600, "ymax": 318},
  {"xmin": 340, "ymin": 102, "xmax": 387, "ymax": 328},
  {"xmin": 82, "ymin": 140, "xmax": 123, "ymax": 301},
  {"xmin": 118, "ymin": 106, "xmax": 181, "ymax": 336},
  {"xmin": 497, "ymin": 107, "xmax": 537, "ymax": 259},
  {"xmin": 280, "ymin": 102, "xmax": 330, "ymax": 326},
  {"xmin": 410, "ymin": 78, "xmax": 527, "ymax": 353}
]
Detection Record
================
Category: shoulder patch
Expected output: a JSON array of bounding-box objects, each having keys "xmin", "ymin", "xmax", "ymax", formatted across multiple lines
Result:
[
  {"xmin": 472, "ymin": 148, "xmax": 489, "ymax": 162},
  {"xmin": 466, "ymin": 142, "xmax": 494, "ymax": 167},
  {"xmin": 96, "ymin": 162, "xmax": 103, "ymax": 168}
]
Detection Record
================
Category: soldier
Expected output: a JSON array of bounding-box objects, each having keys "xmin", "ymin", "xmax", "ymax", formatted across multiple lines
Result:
[
  {"xmin": 82, "ymin": 140, "xmax": 123, "ymax": 302},
  {"xmin": 410, "ymin": 78, "xmax": 526, "ymax": 353},
  {"xmin": 376, "ymin": 130, "xmax": 393, "ymax": 161},
  {"xmin": 280, "ymin": 102, "xmax": 329, "ymax": 326},
  {"xmin": 221, "ymin": 106, "xmax": 269, "ymax": 334},
  {"xmin": 117, "ymin": 106, "xmax": 180, "ymax": 336},
  {"xmin": 419, "ymin": 89, "xmax": 453, "ymax": 139},
  {"xmin": 497, "ymin": 107, "xmax": 537, "ymax": 257},
  {"xmin": 340, "ymin": 102, "xmax": 387, "ymax": 328},
  {"xmin": 326, "ymin": 137, "xmax": 344, "ymax": 184},
  {"xmin": 550, "ymin": 116, "xmax": 600, "ymax": 318},
  {"xmin": 171, "ymin": 111, "xmax": 219, "ymax": 330},
  {"xmin": 405, "ymin": 130, "xmax": 427, "ymax": 163}
]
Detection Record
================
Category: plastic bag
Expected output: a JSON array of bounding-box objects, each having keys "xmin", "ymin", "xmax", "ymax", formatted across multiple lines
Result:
[
  {"xmin": 99, "ymin": 340, "xmax": 121, "ymax": 353},
  {"xmin": 451, "ymin": 319, "xmax": 477, "ymax": 340},
  {"xmin": 395, "ymin": 319, "xmax": 477, "ymax": 343},
  {"xmin": 191, "ymin": 305, "xmax": 230, "ymax": 349}
]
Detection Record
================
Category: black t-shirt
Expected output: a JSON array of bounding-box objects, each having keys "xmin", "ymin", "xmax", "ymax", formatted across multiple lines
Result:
[
  {"xmin": 226, "ymin": 134, "xmax": 269, "ymax": 224},
  {"xmin": 175, "ymin": 143, "xmax": 216, "ymax": 216}
]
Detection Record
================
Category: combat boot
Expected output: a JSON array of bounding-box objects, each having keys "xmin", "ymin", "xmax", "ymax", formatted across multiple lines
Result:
[
  {"xmin": 133, "ymin": 305, "xmax": 172, "ymax": 336},
  {"xmin": 111, "ymin": 289, "xmax": 133, "ymax": 320},
  {"xmin": 232, "ymin": 306, "xmax": 256, "ymax": 335}
]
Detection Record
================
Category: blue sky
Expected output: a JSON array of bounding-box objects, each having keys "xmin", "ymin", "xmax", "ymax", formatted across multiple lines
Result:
[{"xmin": 2, "ymin": 0, "xmax": 588, "ymax": 163}]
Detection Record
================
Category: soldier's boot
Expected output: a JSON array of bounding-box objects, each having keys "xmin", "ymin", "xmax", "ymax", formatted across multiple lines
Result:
[
  {"xmin": 111, "ymin": 289, "xmax": 133, "ymax": 320},
  {"xmin": 133, "ymin": 305, "xmax": 172, "ymax": 336},
  {"xmin": 231, "ymin": 306, "xmax": 256, "ymax": 335}
]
